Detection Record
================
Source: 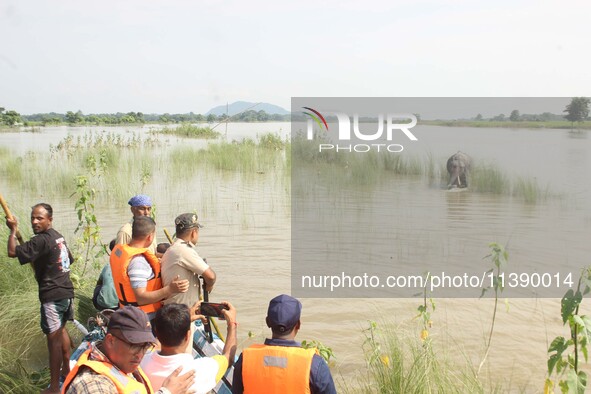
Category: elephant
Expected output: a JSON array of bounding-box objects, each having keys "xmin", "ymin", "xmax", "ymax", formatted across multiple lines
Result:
[{"xmin": 446, "ymin": 151, "xmax": 471, "ymax": 189}]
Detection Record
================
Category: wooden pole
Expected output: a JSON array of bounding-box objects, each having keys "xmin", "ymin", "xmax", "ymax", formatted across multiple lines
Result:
[{"xmin": 0, "ymin": 193, "xmax": 25, "ymax": 244}]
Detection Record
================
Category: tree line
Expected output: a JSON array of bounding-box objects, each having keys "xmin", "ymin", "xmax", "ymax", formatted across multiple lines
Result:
[
  {"xmin": 0, "ymin": 108, "xmax": 290, "ymax": 126},
  {"xmin": 471, "ymin": 97, "xmax": 590, "ymax": 125}
]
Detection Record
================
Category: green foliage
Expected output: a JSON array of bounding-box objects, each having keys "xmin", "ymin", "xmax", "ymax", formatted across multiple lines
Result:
[
  {"xmin": 0, "ymin": 109, "xmax": 22, "ymax": 126},
  {"xmin": 350, "ymin": 321, "xmax": 483, "ymax": 394},
  {"xmin": 301, "ymin": 340, "xmax": 335, "ymax": 363},
  {"xmin": 563, "ymin": 97, "xmax": 590, "ymax": 126},
  {"xmin": 417, "ymin": 272, "xmax": 435, "ymax": 341},
  {"xmin": 258, "ymin": 133, "xmax": 286, "ymax": 150},
  {"xmin": 71, "ymin": 175, "xmax": 107, "ymax": 277},
  {"xmin": 478, "ymin": 243, "xmax": 509, "ymax": 376},
  {"xmin": 155, "ymin": 123, "xmax": 220, "ymax": 139},
  {"xmin": 547, "ymin": 267, "xmax": 591, "ymax": 393}
]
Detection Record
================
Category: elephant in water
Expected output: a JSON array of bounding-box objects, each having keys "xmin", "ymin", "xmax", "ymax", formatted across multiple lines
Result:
[{"xmin": 446, "ymin": 151, "xmax": 472, "ymax": 189}]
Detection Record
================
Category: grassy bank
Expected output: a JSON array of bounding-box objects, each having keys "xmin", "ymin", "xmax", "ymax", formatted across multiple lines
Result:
[
  {"xmin": 345, "ymin": 321, "xmax": 485, "ymax": 393},
  {"xmin": 422, "ymin": 119, "xmax": 591, "ymax": 130}
]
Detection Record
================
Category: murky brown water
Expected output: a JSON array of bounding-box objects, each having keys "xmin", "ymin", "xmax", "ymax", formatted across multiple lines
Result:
[{"xmin": 1, "ymin": 123, "xmax": 590, "ymax": 391}]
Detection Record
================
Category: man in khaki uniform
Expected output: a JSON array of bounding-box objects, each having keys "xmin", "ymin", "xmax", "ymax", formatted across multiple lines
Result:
[{"xmin": 161, "ymin": 213, "xmax": 216, "ymax": 307}]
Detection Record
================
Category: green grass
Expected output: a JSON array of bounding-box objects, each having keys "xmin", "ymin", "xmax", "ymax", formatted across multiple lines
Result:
[
  {"xmin": 422, "ymin": 119, "xmax": 591, "ymax": 130},
  {"xmin": 154, "ymin": 123, "xmax": 220, "ymax": 139},
  {"xmin": 0, "ymin": 224, "xmax": 97, "ymax": 392},
  {"xmin": 470, "ymin": 164, "xmax": 510, "ymax": 194},
  {"xmin": 513, "ymin": 177, "xmax": 548, "ymax": 204},
  {"xmin": 344, "ymin": 322, "xmax": 484, "ymax": 394},
  {"xmin": 169, "ymin": 135, "xmax": 288, "ymax": 175}
]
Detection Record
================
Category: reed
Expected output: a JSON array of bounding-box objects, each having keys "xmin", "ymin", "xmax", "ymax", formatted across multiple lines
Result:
[
  {"xmin": 345, "ymin": 321, "xmax": 484, "ymax": 394},
  {"xmin": 513, "ymin": 177, "xmax": 548, "ymax": 204},
  {"xmin": 470, "ymin": 164, "xmax": 509, "ymax": 194},
  {"xmin": 154, "ymin": 123, "xmax": 220, "ymax": 139}
]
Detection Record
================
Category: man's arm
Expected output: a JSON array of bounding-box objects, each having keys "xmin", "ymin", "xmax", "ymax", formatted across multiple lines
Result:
[
  {"xmin": 132, "ymin": 275, "xmax": 189, "ymax": 305},
  {"xmin": 201, "ymin": 267, "xmax": 216, "ymax": 293},
  {"xmin": 129, "ymin": 256, "xmax": 189, "ymax": 305},
  {"xmin": 219, "ymin": 301, "xmax": 238, "ymax": 366},
  {"xmin": 309, "ymin": 354, "xmax": 337, "ymax": 394},
  {"xmin": 5, "ymin": 217, "xmax": 19, "ymax": 257}
]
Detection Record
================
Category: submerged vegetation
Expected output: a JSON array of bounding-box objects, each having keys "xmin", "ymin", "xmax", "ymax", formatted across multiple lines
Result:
[
  {"xmin": 291, "ymin": 134, "xmax": 551, "ymax": 203},
  {"xmin": 154, "ymin": 123, "xmax": 220, "ymax": 139}
]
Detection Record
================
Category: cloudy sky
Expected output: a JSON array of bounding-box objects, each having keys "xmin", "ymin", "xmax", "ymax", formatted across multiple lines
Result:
[{"xmin": 1, "ymin": 0, "xmax": 589, "ymax": 115}]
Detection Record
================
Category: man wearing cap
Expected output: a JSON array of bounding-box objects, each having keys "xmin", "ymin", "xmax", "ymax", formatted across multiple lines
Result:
[
  {"xmin": 232, "ymin": 294, "xmax": 336, "ymax": 394},
  {"xmin": 63, "ymin": 305, "xmax": 195, "ymax": 394},
  {"xmin": 161, "ymin": 213, "xmax": 216, "ymax": 307},
  {"xmin": 111, "ymin": 216, "xmax": 189, "ymax": 319},
  {"xmin": 116, "ymin": 194, "xmax": 159, "ymax": 256},
  {"xmin": 141, "ymin": 302, "xmax": 238, "ymax": 393}
]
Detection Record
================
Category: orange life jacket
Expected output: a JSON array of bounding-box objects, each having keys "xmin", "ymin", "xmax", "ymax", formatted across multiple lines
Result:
[
  {"xmin": 110, "ymin": 244, "xmax": 162, "ymax": 314},
  {"xmin": 242, "ymin": 344, "xmax": 317, "ymax": 394},
  {"xmin": 62, "ymin": 348, "xmax": 154, "ymax": 394}
]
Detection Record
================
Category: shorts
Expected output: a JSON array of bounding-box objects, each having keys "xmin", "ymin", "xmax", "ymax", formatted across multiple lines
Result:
[{"xmin": 40, "ymin": 298, "xmax": 74, "ymax": 334}]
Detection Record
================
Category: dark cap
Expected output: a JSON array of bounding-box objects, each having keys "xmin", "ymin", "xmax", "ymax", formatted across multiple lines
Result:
[
  {"xmin": 128, "ymin": 194, "xmax": 152, "ymax": 207},
  {"xmin": 108, "ymin": 306, "xmax": 156, "ymax": 344},
  {"xmin": 175, "ymin": 213, "xmax": 203, "ymax": 231},
  {"xmin": 266, "ymin": 294, "xmax": 302, "ymax": 333}
]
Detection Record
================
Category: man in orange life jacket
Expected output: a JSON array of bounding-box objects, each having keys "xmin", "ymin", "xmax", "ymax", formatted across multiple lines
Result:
[
  {"xmin": 63, "ymin": 305, "xmax": 194, "ymax": 394},
  {"xmin": 110, "ymin": 216, "xmax": 189, "ymax": 321},
  {"xmin": 232, "ymin": 294, "xmax": 336, "ymax": 394}
]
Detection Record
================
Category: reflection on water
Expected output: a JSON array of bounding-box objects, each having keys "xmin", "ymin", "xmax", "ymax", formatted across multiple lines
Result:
[{"xmin": 1, "ymin": 123, "xmax": 590, "ymax": 389}]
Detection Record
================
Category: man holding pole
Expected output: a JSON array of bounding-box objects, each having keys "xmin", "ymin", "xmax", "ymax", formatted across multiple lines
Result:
[{"xmin": 5, "ymin": 203, "xmax": 74, "ymax": 394}]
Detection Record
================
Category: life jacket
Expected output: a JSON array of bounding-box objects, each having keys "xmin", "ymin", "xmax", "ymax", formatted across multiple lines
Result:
[
  {"xmin": 110, "ymin": 244, "xmax": 162, "ymax": 314},
  {"xmin": 242, "ymin": 344, "xmax": 317, "ymax": 394},
  {"xmin": 62, "ymin": 348, "xmax": 154, "ymax": 394}
]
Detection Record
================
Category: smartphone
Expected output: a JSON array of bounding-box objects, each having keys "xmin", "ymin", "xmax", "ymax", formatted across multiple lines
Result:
[{"xmin": 200, "ymin": 302, "xmax": 228, "ymax": 318}]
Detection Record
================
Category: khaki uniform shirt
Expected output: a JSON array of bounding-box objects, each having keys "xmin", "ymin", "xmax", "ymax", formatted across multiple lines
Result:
[
  {"xmin": 116, "ymin": 220, "xmax": 157, "ymax": 255},
  {"xmin": 161, "ymin": 239, "xmax": 210, "ymax": 306}
]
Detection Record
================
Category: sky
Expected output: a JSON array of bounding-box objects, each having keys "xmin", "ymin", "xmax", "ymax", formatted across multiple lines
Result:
[{"xmin": 1, "ymin": 0, "xmax": 590, "ymax": 115}]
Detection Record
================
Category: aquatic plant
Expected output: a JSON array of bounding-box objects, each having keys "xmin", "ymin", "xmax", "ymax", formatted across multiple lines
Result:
[
  {"xmin": 154, "ymin": 123, "xmax": 220, "ymax": 139},
  {"xmin": 348, "ymin": 321, "xmax": 483, "ymax": 394},
  {"xmin": 546, "ymin": 267, "xmax": 591, "ymax": 394}
]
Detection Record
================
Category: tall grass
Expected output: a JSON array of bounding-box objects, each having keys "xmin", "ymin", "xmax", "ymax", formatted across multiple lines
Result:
[
  {"xmin": 470, "ymin": 164, "xmax": 509, "ymax": 194},
  {"xmin": 169, "ymin": 135, "xmax": 289, "ymax": 175},
  {"xmin": 346, "ymin": 322, "xmax": 484, "ymax": 394},
  {"xmin": 154, "ymin": 123, "xmax": 220, "ymax": 139}
]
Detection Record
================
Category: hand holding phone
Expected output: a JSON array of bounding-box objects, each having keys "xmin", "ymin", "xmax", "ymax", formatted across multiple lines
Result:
[{"xmin": 199, "ymin": 302, "xmax": 229, "ymax": 318}]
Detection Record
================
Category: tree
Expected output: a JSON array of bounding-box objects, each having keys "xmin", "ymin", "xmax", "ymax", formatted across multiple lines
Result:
[
  {"xmin": 475, "ymin": 113, "xmax": 483, "ymax": 121},
  {"xmin": 509, "ymin": 110, "xmax": 520, "ymax": 122},
  {"xmin": 564, "ymin": 97, "xmax": 590, "ymax": 128},
  {"xmin": 65, "ymin": 110, "xmax": 83, "ymax": 124},
  {"xmin": 206, "ymin": 114, "xmax": 217, "ymax": 123},
  {"xmin": 1, "ymin": 110, "xmax": 22, "ymax": 126}
]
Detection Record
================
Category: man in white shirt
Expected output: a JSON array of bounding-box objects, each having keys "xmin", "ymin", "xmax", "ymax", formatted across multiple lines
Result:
[{"xmin": 141, "ymin": 302, "xmax": 238, "ymax": 394}]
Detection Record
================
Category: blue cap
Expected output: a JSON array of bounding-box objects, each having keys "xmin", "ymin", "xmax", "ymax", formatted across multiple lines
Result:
[
  {"xmin": 128, "ymin": 194, "xmax": 152, "ymax": 207},
  {"xmin": 267, "ymin": 294, "xmax": 301, "ymax": 333}
]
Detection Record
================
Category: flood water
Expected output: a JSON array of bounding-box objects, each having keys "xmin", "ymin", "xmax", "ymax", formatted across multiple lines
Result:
[{"xmin": 1, "ymin": 122, "xmax": 590, "ymax": 391}]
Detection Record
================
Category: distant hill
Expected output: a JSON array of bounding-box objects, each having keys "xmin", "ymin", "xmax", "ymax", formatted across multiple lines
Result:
[{"xmin": 206, "ymin": 101, "xmax": 289, "ymax": 116}]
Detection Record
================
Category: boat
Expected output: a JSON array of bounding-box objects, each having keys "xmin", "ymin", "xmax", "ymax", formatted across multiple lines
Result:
[{"xmin": 69, "ymin": 313, "xmax": 233, "ymax": 393}]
